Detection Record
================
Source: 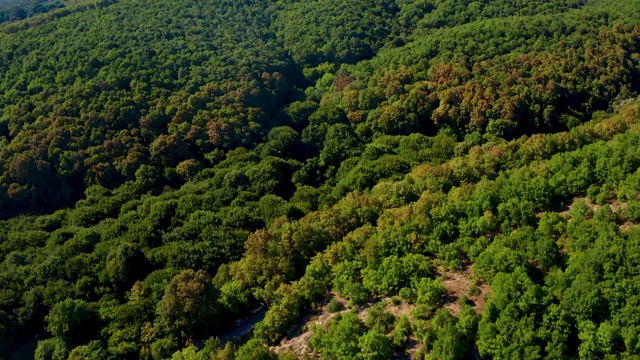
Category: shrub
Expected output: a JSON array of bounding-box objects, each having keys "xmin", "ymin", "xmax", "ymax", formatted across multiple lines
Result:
[
  {"xmin": 327, "ymin": 298, "xmax": 343, "ymax": 313},
  {"xmin": 468, "ymin": 285, "xmax": 481, "ymax": 297}
]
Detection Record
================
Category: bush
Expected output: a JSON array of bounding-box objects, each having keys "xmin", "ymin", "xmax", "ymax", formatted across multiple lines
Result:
[
  {"xmin": 151, "ymin": 338, "xmax": 179, "ymax": 360},
  {"xmin": 392, "ymin": 315, "xmax": 412, "ymax": 349},
  {"xmin": 327, "ymin": 298, "xmax": 344, "ymax": 313},
  {"xmin": 399, "ymin": 287, "xmax": 416, "ymax": 304},
  {"xmin": 624, "ymin": 200, "xmax": 640, "ymax": 222},
  {"xmin": 35, "ymin": 339, "xmax": 68, "ymax": 360},
  {"xmin": 365, "ymin": 302, "xmax": 395, "ymax": 333},
  {"xmin": 458, "ymin": 295, "xmax": 473, "ymax": 306},
  {"xmin": 344, "ymin": 282, "xmax": 370, "ymax": 307}
]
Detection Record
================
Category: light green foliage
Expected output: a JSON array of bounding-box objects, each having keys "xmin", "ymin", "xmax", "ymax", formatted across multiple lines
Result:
[
  {"xmin": 476, "ymin": 268, "xmax": 546, "ymax": 359},
  {"xmin": 362, "ymin": 254, "xmax": 434, "ymax": 296},
  {"xmin": 365, "ymin": 302, "xmax": 395, "ymax": 333},
  {"xmin": 68, "ymin": 341, "xmax": 109, "ymax": 360},
  {"xmin": 392, "ymin": 315, "xmax": 412, "ymax": 349},
  {"xmin": 358, "ymin": 330, "xmax": 394, "ymax": 360},
  {"xmin": 235, "ymin": 339, "xmax": 276, "ymax": 360},
  {"xmin": 34, "ymin": 338, "xmax": 68, "ymax": 360},
  {"xmin": 414, "ymin": 278, "xmax": 445, "ymax": 308},
  {"xmin": 427, "ymin": 309, "xmax": 469, "ymax": 360},
  {"xmin": 309, "ymin": 312, "xmax": 366, "ymax": 359}
]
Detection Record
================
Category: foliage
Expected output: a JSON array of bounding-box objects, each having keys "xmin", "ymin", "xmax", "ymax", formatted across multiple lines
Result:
[
  {"xmin": 326, "ymin": 298, "xmax": 343, "ymax": 313},
  {"xmin": 155, "ymin": 270, "xmax": 220, "ymax": 345},
  {"xmin": 0, "ymin": 0, "xmax": 67, "ymax": 24},
  {"xmin": 1, "ymin": 0, "xmax": 640, "ymax": 359}
]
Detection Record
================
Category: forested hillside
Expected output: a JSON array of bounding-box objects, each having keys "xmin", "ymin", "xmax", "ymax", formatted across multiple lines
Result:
[
  {"xmin": 0, "ymin": 0, "xmax": 69, "ymax": 23},
  {"xmin": 1, "ymin": 0, "xmax": 640, "ymax": 359}
]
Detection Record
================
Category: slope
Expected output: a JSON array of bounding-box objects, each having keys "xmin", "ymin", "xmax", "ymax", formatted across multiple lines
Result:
[{"xmin": 0, "ymin": 0, "xmax": 639, "ymax": 359}]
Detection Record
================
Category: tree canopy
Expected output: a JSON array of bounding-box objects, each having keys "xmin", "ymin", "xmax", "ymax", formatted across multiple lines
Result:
[{"xmin": 1, "ymin": 0, "xmax": 640, "ymax": 359}]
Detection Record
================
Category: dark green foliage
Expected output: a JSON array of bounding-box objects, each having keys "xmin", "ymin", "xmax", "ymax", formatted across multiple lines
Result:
[
  {"xmin": 155, "ymin": 270, "xmax": 220, "ymax": 345},
  {"xmin": 1, "ymin": 0, "xmax": 640, "ymax": 359},
  {"xmin": 365, "ymin": 302, "xmax": 395, "ymax": 333},
  {"xmin": 326, "ymin": 298, "xmax": 343, "ymax": 313},
  {"xmin": 150, "ymin": 338, "xmax": 178, "ymax": 360},
  {"xmin": 0, "ymin": 0, "xmax": 67, "ymax": 24},
  {"xmin": 428, "ymin": 308, "xmax": 475, "ymax": 360},
  {"xmin": 67, "ymin": 341, "xmax": 108, "ymax": 360},
  {"xmin": 274, "ymin": 0, "xmax": 402, "ymax": 67},
  {"xmin": 45, "ymin": 298, "xmax": 98, "ymax": 347}
]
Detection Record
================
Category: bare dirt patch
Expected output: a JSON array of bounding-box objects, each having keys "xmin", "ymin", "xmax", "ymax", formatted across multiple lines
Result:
[
  {"xmin": 620, "ymin": 222, "xmax": 638, "ymax": 232},
  {"xmin": 270, "ymin": 293, "xmax": 349, "ymax": 358},
  {"xmin": 381, "ymin": 298, "xmax": 416, "ymax": 320},
  {"xmin": 272, "ymin": 267, "xmax": 492, "ymax": 358},
  {"xmin": 271, "ymin": 294, "xmax": 420, "ymax": 358},
  {"xmin": 438, "ymin": 265, "xmax": 491, "ymax": 316},
  {"xmin": 558, "ymin": 197, "xmax": 628, "ymax": 218},
  {"xmin": 557, "ymin": 197, "xmax": 637, "ymax": 233}
]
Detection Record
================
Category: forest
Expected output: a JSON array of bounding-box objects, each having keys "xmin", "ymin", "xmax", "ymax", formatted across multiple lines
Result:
[
  {"xmin": 1, "ymin": 0, "xmax": 640, "ymax": 359},
  {"xmin": 0, "ymin": 0, "xmax": 68, "ymax": 23}
]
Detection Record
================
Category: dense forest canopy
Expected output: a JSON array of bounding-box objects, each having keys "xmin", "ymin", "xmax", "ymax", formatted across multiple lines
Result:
[
  {"xmin": 1, "ymin": 0, "xmax": 640, "ymax": 359},
  {"xmin": 0, "ymin": 0, "xmax": 69, "ymax": 23}
]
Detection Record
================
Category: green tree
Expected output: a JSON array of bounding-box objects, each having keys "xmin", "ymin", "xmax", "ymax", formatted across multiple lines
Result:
[
  {"xmin": 309, "ymin": 312, "xmax": 365, "ymax": 359},
  {"xmin": 67, "ymin": 341, "xmax": 108, "ymax": 360},
  {"xmin": 103, "ymin": 243, "xmax": 149, "ymax": 295},
  {"xmin": 155, "ymin": 270, "xmax": 220, "ymax": 344},
  {"xmin": 320, "ymin": 124, "xmax": 362, "ymax": 169},
  {"xmin": 358, "ymin": 330, "xmax": 393, "ymax": 360},
  {"xmin": 235, "ymin": 339, "xmax": 276, "ymax": 360},
  {"xmin": 45, "ymin": 298, "xmax": 97, "ymax": 347},
  {"xmin": 151, "ymin": 338, "xmax": 179, "ymax": 360},
  {"xmin": 34, "ymin": 338, "xmax": 68, "ymax": 360},
  {"xmin": 392, "ymin": 315, "xmax": 412, "ymax": 349}
]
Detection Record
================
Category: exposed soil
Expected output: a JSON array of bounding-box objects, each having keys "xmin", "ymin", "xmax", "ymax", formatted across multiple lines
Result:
[
  {"xmin": 557, "ymin": 197, "xmax": 628, "ymax": 218},
  {"xmin": 556, "ymin": 197, "xmax": 640, "ymax": 234},
  {"xmin": 272, "ymin": 266, "xmax": 492, "ymax": 359},
  {"xmin": 438, "ymin": 265, "xmax": 491, "ymax": 317},
  {"xmin": 620, "ymin": 221, "xmax": 637, "ymax": 232},
  {"xmin": 270, "ymin": 293, "xmax": 348, "ymax": 358},
  {"xmin": 270, "ymin": 294, "xmax": 419, "ymax": 359}
]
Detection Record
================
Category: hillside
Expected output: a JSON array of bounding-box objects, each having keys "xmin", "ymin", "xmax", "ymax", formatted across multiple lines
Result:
[
  {"xmin": 0, "ymin": 0, "xmax": 640, "ymax": 359},
  {"xmin": 0, "ymin": 0, "xmax": 69, "ymax": 23}
]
